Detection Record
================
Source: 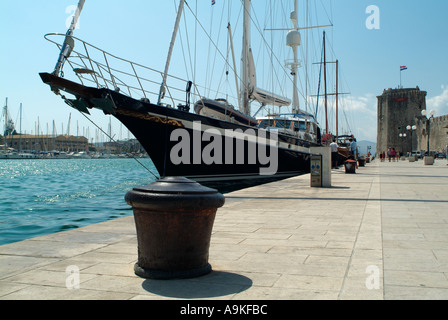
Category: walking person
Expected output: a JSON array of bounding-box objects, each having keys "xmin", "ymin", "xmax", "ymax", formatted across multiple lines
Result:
[
  {"xmin": 391, "ymin": 148, "xmax": 396, "ymax": 162},
  {"xmin": 330, "ymin": 138, "xmax": 339, "ymax": 169},
  {"xmin": 349, "ymin": 138, "xmax": 357, "ymax": 160}
]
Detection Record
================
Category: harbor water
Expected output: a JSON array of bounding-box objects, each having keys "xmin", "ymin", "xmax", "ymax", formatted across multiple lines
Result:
[{"xmin": 0, "ymin": 158, "xmax": 158, "ymax": 245}]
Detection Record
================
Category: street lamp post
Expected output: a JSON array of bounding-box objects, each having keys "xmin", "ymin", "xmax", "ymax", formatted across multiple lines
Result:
[
  {"xmin": 421, "ymin": 109, "xmax": 436, "ymax": 165},
  {"xmin": 406, "ymin": 124, "xmax": 417, "ymax": 157},
  {"xmin": 421, "ymin": 109, "xmax": 436, "ymax": 154},
  {"xmin": 399, "ymin": 132, "xmax": 407, "ymax": 159}
]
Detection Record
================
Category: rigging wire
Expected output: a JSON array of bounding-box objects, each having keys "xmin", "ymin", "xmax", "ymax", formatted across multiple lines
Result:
[
  {"xmin": 204, "ymin": 3, "xmax": 215, "ymax": 97},
  {"xmin": 178, "ymin": 21, "xmax": 191, "ymax": 81},
  {"xmin": 181, "ymin": 0, "xmax": 308, "ymax": 116},
  {"xmin": 77, "ymin": 110, "xmax": 160, "ymax": 180},
  {"xmin": 182, "ymin": 0, "xmax": 341, "ymax": 125},
  {"xmin": 249, "ymin": 1, "xmax": 291, "ymax": 102},
  {"xmin": 183, "ymin": 2, "xmax": 238, "ymax": 95},
  {"xmin": 194, "ymin": 0, "xmax": 198, "ymax": 86},
  {"xmin": 315, "ymin": 43, "xmax": 324, "ymax": 118},
  {"xmin": 178, "ymin": 0, "xmax": 194, "ymax": 82},
  {"xmin": 208, "ymin": 0, "xmax": 227, "ymax": 99}
]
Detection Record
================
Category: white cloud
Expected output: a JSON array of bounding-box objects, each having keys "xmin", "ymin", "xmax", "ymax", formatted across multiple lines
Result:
[
  {"xmin": 340, "ymin": 94, "xmax": 377, "ymax": 142},
  {"xmin": 310, "ymin": 85, "xmax": 448, "ymax": 146},
  {"xmin": 347, "ymin": 95, "xmax": 376, "ymax": 114},
  {"xmin": 427, "ymin": 85, "xmax": 448, "ymax": 116},
  {"xmin": 312, "ymin": 92, "xmax": 378, "ymax": 142}
]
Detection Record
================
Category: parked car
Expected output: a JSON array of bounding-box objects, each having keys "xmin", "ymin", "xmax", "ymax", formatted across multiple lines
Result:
[
  {"xmin": 409, "ymin": 151, "xmax": 423, "ymax": 159},
  {"xmin": 434, "ymin": 152, "xmax": 447, "ymax": 159}
]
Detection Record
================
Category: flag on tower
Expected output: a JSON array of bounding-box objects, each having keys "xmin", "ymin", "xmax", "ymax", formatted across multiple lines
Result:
[
  {"xmin": 400, "ymin": 66, "xmax": 408, "ymax": 71},
  {"xmin": 212, "ymin": 0, "xmax": 216, "ymax": 5}
]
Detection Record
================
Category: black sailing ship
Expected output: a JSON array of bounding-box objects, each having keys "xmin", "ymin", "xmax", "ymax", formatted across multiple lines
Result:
[{"xmin": 40, "ymin": 0, "xmax": 324, "ymax": 186}]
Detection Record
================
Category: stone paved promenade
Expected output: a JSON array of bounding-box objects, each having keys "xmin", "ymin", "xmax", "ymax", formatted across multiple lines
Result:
[{"xmin": 1, "ymin": 159, "xmax": 447, "ymax": 300}]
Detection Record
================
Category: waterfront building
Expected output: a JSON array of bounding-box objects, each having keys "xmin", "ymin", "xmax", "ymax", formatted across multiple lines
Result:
[
  {"xmin": 377, "ymin": 87, "xmax": 448, "ymax": 155},
  {"xmin": 6, "ymin": 134, "xmax": 88, "ymax": 153}
]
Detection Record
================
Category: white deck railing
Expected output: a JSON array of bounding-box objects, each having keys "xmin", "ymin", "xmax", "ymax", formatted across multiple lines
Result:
[{"xmin": 45, "ymin": 33, "xmax": 208, "ymax": 108}]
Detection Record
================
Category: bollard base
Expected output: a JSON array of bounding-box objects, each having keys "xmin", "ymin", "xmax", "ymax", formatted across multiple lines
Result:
[
  {"xmin": 126, "ymin": 177, "xmax": 225, "ymax": 282},
  {"xmin": 424, "ymin": 156, "xmax": 434, "ymax": 165},
  {"xmin": 134, "ymin": 263, "xmax": 212, "ymax": 280},
  {"xmin": 344, "ymin": 160, "xmax": 357, "ymax": 174}
]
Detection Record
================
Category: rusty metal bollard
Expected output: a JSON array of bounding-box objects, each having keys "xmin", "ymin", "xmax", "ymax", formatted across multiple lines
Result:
[
  {"xmin": 125, "ymin": 177, "xmax": 225, "ymax": 280},
  {"xmin": 344, "ymin": 160, "xmax": 357, "ymax": 174}
]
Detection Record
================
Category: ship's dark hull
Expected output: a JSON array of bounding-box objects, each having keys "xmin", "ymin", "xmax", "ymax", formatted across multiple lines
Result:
[{"xmin": 40, "ymin": 72, "xmax": 318, "ymax": 185}]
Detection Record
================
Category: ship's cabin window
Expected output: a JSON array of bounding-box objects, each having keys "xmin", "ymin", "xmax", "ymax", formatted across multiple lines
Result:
[
  {"xmin": 275, "ymin": 120, "xmax": 288, "ymax": 128},
  {"xmin": 258, "ymin": 119, "xmax": 274, "ymax": 128},
  {"xmin": 293, "ymin": 121, "xmax": 307, "ymax": 131},
  {"xmin": 259, "ymin": 119, "xmax": 313, "ymax": 132},
  {"xmin": 258, "ymin": 119, "xmax": 292, "ymax": 129}
]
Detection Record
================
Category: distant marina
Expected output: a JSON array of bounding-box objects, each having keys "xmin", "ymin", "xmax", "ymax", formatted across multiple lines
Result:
[
  {"xmin": 1, "ymin": 128, "xmax": 149, "ymax": 160},
  {"xmin": 0, "ymin": 149, "xmax": 149, "ymax": 160},
  {"xmin": 2, "ymin": 98, "xmax": 146, "ymax": 160}
]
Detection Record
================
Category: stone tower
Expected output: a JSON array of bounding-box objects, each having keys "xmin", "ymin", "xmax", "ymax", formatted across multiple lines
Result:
[{"xmin": 377, "ymin": 87, "xmax": 427, "ymax": 155}]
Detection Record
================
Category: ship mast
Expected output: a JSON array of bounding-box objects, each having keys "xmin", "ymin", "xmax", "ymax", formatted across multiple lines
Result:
[
  {"xmin": 335, "ymin": 59, "xmax": 339, "ymax": 138},
  {"xmin": 266, "ymin": 0, "xmax": 332, "ymax": 116},
  {"xmin": 158, "ymin": 0, "xmax": 185, "ymax": 105},
  {"xmin": 2, "ymin": 98, "xmax": 6, "ymax": 138},
  {"xmin": 323, "ymin": 31, "xmax": 328, "ymax": 135},
  {"xmin": 313, "ymin": 42, "xmax": 349, "ymax": 139},
  {"xmin": 53, "ymin": 0, "xmax": 86, "ymax": 77},
  {"xmin": 286, "ymin": 0, "xmax": 301, "ymax": 114},
  {"xmin": 2, "ymin": 98, "xmax": 7, "ymax": 149},
  {"xmin": 240, "ymin": 0, "xmax": 252, "ymax": 116}
]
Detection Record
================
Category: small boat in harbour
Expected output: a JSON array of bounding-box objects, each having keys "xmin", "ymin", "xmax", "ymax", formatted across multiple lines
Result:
[
  {"xmin": 336, "ymin": 134, "xmax": 355, "ymax": 161},
  {"xmin": 257, "ymin": 112, "xmax": 320, "ymax": 146}
]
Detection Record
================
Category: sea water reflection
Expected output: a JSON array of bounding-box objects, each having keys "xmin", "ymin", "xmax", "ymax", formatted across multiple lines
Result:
[{"xmin": 0, "ymin": 158, "xmax": 157, "ymax": 245}]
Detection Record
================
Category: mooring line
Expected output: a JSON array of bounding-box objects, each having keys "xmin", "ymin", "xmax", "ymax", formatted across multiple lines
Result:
[{"xmin": 79, "ymin": 111, "xmax": 160, "ymax": 180}]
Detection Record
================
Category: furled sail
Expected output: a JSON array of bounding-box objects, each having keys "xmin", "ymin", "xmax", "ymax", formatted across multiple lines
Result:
[{"xmin": 247, "ymin": 48, "xmax": 291, "ymax": 107}]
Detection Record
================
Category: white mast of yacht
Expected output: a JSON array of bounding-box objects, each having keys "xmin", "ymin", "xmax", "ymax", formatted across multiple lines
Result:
[
  {"xmin": 53, "ymin": 0, "xmax": 86, "ymax": 76},
  {"xmin": 265, "ymin": 0, "xmax": 333, "ymax": 117},
  {"xmin": 241, "ymin": 0, "xmax": 291, "ymax": 117},
  {"xmin": 286, "ymin": 1, "xmax": 302, "ymax": 114},
  {"xmin": 158, "ymin": 0, "xmax": 185, "ymax": 105},
  {"xmin": 240, "ymin": 0, "xmax": 252, "ymax": 116}
]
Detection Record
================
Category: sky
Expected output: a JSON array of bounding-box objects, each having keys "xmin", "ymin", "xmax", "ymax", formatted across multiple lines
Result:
[{"xmin": 1, "ymin": 0, "xmax": 447, "ymax": 144}]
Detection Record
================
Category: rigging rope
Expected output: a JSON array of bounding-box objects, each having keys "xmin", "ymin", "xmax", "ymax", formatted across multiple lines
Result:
[
  {"xmin": 315, "ymin": 43, "xmax": 323, "ymax": 119},
  {"xmin": 77, "ymin": 109, "xmax": 160, "ymax": 180},
  {"xmin": 183, "ymin": 2, "xmax": 239, "ymax": 95}
]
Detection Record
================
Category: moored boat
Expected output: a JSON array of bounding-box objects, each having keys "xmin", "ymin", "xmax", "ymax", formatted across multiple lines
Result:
[{"xmin": 39, "ymin": 0, "xmax": 328, "ymax": 186}]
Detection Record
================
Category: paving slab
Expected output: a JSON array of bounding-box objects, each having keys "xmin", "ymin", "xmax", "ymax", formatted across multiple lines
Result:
[{"xmin": 1, "ymin": 159, "xmax": 447, "ymax": 300}]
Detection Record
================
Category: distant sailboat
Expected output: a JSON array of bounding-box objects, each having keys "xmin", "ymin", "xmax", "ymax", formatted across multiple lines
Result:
[{"xmin": 1, "ymin": 99, "xmax": 38, "ymax": 159}]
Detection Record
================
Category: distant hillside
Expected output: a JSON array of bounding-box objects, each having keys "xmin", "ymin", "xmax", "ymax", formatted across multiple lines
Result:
[{"xmin": 357, "ymin": 140, "xmax": 376, "ymax": 155}]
